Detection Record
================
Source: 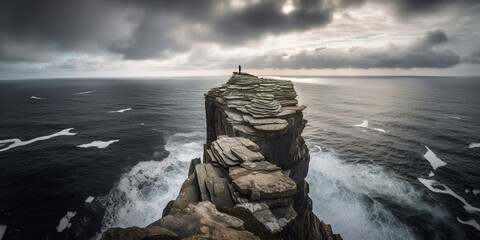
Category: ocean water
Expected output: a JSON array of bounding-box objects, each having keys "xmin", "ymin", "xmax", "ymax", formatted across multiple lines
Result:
[{"xmin": 0, "ymin": 76, "xmax": 479, "ymax": 240}]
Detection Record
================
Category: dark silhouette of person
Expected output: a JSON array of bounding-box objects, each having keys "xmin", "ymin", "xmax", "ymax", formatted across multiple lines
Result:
[{"xmin": 238, "ymin": 65, "xmax": 242, "ymax": 74}]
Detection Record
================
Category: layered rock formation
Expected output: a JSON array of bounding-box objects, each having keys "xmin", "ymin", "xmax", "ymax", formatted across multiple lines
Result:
[{"xmin": 102, "ymin": 73, "xmax": 341, "ymax": 240}]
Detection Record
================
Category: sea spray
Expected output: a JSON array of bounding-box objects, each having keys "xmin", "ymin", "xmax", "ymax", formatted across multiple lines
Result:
[
  {"xmin": 306, "ymin": 145, "xmax": 461, "ymax": 240},
  {"xmin": 99, "ymin": 132, "xmax": 204, "ymax": 231}
]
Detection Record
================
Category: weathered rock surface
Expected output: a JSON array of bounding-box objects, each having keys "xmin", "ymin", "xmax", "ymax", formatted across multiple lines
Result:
[
  {"xmin": 102, "ymin": 73, "xmax": 341, "ymax": 240},
  {"xmin": 103, "ymin": 201, "xmax": 259, "ymax": 240},
  {"xmin": 205, "ymin": 73, "xmax": 342, "ymax": 240}
]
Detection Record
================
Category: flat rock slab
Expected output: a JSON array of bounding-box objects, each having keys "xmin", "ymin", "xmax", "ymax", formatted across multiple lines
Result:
[
  {"xmin": 205, "ymin": 177, "xmax": 235, "ymax": 208},
  {"xmin": 231, "ymin": 146, "xmax": 264, "ymax": 162},
  {"xmin": 243, "ymin": 115, "xmax": 288, "ymax": 126},
  {"xmin": 241, "ymin": 161, "xmax": 281, "ymax": 172},
  {"xmin": 253, "ymin": 123, "xmax": 289, "ymax": 131},
  {"xmin": 229, "ymin": 168, "xmax": 297, "ymax": 199},
  {"xmin": 234, "ymin": 137, "xmax": 260, "ymax": 151}
]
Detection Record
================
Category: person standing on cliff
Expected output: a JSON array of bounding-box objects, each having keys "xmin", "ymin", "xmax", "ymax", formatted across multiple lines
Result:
[{"xmin": 238, "ymin": 65, "xmax": 242, "ymax": 74}]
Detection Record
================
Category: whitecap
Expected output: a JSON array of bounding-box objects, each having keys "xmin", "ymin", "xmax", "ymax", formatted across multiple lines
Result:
[
  {"xmin": 0, "ymin": 128, "xmax": 76, "ymax": 152},
  {"xmin": 30, "ymin": 96, "xmax": 43, "ymax": 99},
  {"xmin": 355, "ymin": 120, "xmax": 369, "ymax": 128},
  {"xmin": 457, "ymin": 217, "xmax": 480, "ymax": 231},
  {"xmin": 473, "ymin": 190, "xmax": 480, "ymax": 195},
  {"xmin": 452, "ymin": 116, "xmax": 462, "ymax": 120},
  {"xmin": 423, "ymin": 146, "xmax": 447, "ymax": 170},
  {"xmin": 314, "ymin": 145, "xmax": 322, "ymax": 152},
  {"xmin": 0, "ymin": 225, "xmax": 6, "ymax": 240},
  {"xmin": 465, "ymin": 189, "xmax": 471, "ymax": 193},
  {"xmin": 56, "ymin": 211, "xmax": 76, "ymax": 233},
  {"xmin": 98, "ymin": 132, "xmax": 204, "ymax": 231},
  {"xmin": 108, "ymin": 108, "xmax": 132, "ymax": 113},
  {"xmin": 73, "ymin": 90, "xmax": 95, "ymax": 95},
  {"xmin": 77, "ymin": 140, "xmax": 119, "ymax": 149},
  {"xmin": 417, "ymin": 178, "xmax": 480, "ymax": 214},
  {"xmin": 85, "ymin": 196, "xmax": 95, "ymax": 203},
  {"xmin": 373, "ymin": 128, "xmax": 386, "ymax": 133},
  {"xmin": 429, "ymin": 172, "xmax": 434, "ymax": 177},
  {"xmin": 306, "ymin": 150, "xmax": 435, "ymax": 240},
  {"xmin": 468, "ymin": 143, "xmax": 480, "ymax": 148}
]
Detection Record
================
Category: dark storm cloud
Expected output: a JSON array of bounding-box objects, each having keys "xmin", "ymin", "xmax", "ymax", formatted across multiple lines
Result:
[
  {"xmin": 211, "ymin": 0, "xmax": 333, "ymax": 44},
  {"xmin": 336, "ymin": 0, "xmax": 480, "ymax": 15},
  {"xmin": 0, "ymin": 0, "xmax": 478, "ymax": 64},
  {"xmin": 0, "ymin": 0, "xmax": 334, "ymax": 61},
  {"xmin": 236, "ymin": 30, "xmax": 460, "ymax": 69}
]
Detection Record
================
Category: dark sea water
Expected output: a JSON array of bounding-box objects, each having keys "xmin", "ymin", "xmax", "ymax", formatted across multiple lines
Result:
[{"xmin": 0, "ymin": 76, "xmax": 479, "ymax": 240}]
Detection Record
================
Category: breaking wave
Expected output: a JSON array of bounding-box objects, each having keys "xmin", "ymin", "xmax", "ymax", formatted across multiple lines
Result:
[
  {"xmin": 306, "ymin": 147, "xmax": 453, "ymax": 240},
  {"xmin": 98, "ymin": 132, "xmax": 204, "ymax": 232}
]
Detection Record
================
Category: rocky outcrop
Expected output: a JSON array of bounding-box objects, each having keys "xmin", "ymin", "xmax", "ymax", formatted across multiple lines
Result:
[
  {"xmin": 205, "ymin": 73, "xmax": 341, "ymax": 240},
  {"xmin": 102, "ymin": 73, "xmax": 341, "ymax": 240}
]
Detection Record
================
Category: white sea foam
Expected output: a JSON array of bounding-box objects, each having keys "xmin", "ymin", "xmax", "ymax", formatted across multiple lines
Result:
[
  {"xmin": 373, "ymin": 128, "xmax": 386, "ymax": 133},
  {"xmin": 423, "ymin": 146, "xmax": 447, "ymax": 170},
  {"xmin": 305, "ymin": 149, "xmax": 442, "ymax": 240},
  {"xmin": 30, "ymin": 96, "xmax": 43, "ymax": 99},
  {"xmin": 457, "ymin": 217, "xmax": 480, "ymax": 231},
  {"xmin": 77, "ymin": 140, "xmax": 119, "ymax": 149},
  {"xmin": 56, "ymin": 211, "xmax": 76, "ymax": 233},
  {"xmin": 473, "ymin": 190, "xmax": 480, "ymax": 195},
  {"xmin": 99, "ymin": 132, "xmax": 204, "ymax": 231},
  {"xmin": 468, "ymin": 143, "xmax": 480, "ymax": 148},
  {"xmin": 429, "ymin": 172, "xmax": 435, "ymax": 177},
  {"xmin": 73, "ymin": 90, "xmax": 95, "ymax": 95},
  {"xmin": 85, "ymin": 196, "xmax": 95, "ymax": 203},
  {"xmin": 466, "ymin": 189, "xmax": 471, "ymax": 193},
  {"xmin": 452, "ymin": 116, "xmax": 462, "ymax": 120},
  {"xmin": 0, "ymin": 225, "xmax": 6, "ymax": 240},
  {"xmin": 417, "ymin": 178, "xmax": 480, "ymax": 214},
  {"xmin": 314, "ymin": 145, "xmax": 322, "ymax": 152},
  {"xmin": 355, "ymin": 120, "xmax": 369, "ymax": 128},
  {"xmin": 108, "ymin": 108, "xmax": 132, "ymax": 113},
  {"xmin": 0, "ymin": 128, "xmax": 76, "ymax": 152}
]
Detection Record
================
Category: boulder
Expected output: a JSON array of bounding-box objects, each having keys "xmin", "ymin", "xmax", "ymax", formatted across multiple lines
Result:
[{"xmin": 229, "ymin": 168, "xmax": 297, "ymax": 199}]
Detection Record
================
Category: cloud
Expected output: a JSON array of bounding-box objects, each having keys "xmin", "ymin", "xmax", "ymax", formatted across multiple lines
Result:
[
  {"xmin": 0, "ymin": 0, "xmax": 334, "ymax": 62},
  {"xmin": 462, "ymin": 46, "xmax": 480, "ymax": 64},
  {"xmin": 0, "ymin": 0, "xmax": 479, "ymax": 68},
  {"xmin": 235, "ymin": 30, "xmax": 460, "ymax": 69}
]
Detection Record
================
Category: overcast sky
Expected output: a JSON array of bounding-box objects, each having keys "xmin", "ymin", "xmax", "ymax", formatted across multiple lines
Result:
[{"xmin": 1, "ymin": 0, "xmax": 480, "ymax": 79}]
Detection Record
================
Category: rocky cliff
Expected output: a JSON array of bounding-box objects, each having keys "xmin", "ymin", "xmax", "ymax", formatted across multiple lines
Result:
[{"xmin": 102, "ymin": 73, "xmax": 342, "ymax": 240}]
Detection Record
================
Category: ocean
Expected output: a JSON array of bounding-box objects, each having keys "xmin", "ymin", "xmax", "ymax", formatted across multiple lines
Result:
[{"xmin": 0, "ymin": 76, "xmax": 479, "ymax": 240}]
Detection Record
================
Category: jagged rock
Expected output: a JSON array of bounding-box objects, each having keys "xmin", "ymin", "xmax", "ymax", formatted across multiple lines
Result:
[
  {"xmin": 195, "ymin": 163, "xmax": 225, "ymax": 201},
  {"xmin": 205, "ymin": 177, "xmax": 235, "ymax": 207},
  {"xmin": 103, "ymin": 201, "xmax": 260, "ymax": 240},
  {"xmin": 271, "ymin": 205, "xmax": 298, "ymax": 228},
  {"xmin": 229, "ymin": 168, "xmax": 297, "ymax": 199},
  {"xmin": 253, "ymin": 197, "xmax": 293, "ymax": 208},
  {"xmin": 236, "ymin": 203, "xmax": 282, "ymax": 233},
  {"xmin": 101, "ymin": 225, "xmax": 178, "ymax": 240},
  {"xmin": 169, "ymin": 173, "xmax": 199, "ymax": 213},
  {"xmin": 188, "ymin": 158, "xmax": 201, "ymax": 176},
  {"xmin": 205, "ymin": 73, "xmax": 342, "ymax": 240}
]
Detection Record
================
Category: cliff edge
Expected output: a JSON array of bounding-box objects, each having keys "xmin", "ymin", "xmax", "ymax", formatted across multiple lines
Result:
[{"xmin": 102, "ymin": 73, "xmax": 342, "ymax": 240}]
